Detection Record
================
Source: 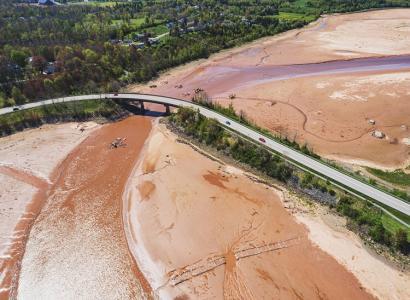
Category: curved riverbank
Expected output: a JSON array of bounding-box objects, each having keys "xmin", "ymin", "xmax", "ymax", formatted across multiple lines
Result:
[{"xmin": 129, "ymin": 9, "xmax": 410, "ymax": 169}]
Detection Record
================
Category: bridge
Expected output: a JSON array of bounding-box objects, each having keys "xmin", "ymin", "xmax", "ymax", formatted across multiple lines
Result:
[{"xmin": 1, "ymin": 93, "xmax": 409, "ymax": 220}]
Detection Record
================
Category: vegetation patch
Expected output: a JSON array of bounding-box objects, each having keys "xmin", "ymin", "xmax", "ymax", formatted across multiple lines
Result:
[
  {"xmin": 0, "ymin": 99, "xmax": 126, "ymax": 136},
  {"xmin": 367, "ymin": 168, "xmax": 410, "ymax": 187}
]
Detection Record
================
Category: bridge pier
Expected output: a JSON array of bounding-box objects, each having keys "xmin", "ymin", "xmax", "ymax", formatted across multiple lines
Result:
[
  {"xmin": 164, "ymin": 104, "xmax": 171, "ymax": 115},
  {"xmin": 139, "ymin": 101, "xmax": 145, "ymax": 114}
]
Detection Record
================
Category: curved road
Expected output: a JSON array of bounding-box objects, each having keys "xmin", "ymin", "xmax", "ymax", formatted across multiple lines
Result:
[{"xmin": 1, "ymin": 93, "xmax": 409, "ymax": 218}]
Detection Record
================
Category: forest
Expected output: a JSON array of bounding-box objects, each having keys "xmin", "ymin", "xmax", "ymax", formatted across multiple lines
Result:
[{"xmin": 0, "ymin": 0, "xmax": 409, "ymax": 107}]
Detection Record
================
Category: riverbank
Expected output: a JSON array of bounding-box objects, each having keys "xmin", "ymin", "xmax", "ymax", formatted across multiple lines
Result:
[
  {"xmin": 123, "ymin": 121, "xmax": 379, "ymax": 299},
  {"xmin": 128, "ymin": 9, "xmax": 410, "ymax": 169}
]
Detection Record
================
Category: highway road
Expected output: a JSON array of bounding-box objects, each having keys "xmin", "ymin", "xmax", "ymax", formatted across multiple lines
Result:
[{"xmin": 1, "ymin": 93, "xmax": 410, "ymax": 218}]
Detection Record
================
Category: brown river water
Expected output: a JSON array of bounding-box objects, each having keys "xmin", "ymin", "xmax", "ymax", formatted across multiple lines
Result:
[{"xmin": 152, "ymin": 55, "xmax": 410, "ymax": 98}]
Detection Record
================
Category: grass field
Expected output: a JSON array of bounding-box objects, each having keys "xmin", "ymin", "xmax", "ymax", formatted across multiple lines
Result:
[
  {"xmin": 112, "ymin": 18, "xmax": 146, "ymax": 28},
  {"xmin": 367, "ymin": 168, "xmax": 410, "ymax": 187},
  {"xmin": 69, "ymin": 1, "xmax": 125, "ymax": 7},
  {"xmin": 278, "ymin": 12, "xmax": 316, "ymax": 22}
]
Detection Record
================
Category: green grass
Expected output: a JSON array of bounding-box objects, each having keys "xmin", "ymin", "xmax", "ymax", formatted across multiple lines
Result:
[
  {"xmin": 367, "ymin": 168, "xmax": 410, "ymax": 186},
  {"xmin": 69, "ymin": 1, "xmax": 124, "ymax": 7},
  {"xmin": 278, "ymin": 12, "xmax": 316, "ymax": 22},
  {"xmin": 112, "ymin": 18, "xmax": 146, "ymax": 28},
  {"xmin": 382, "ymin": 213, "xmax": 410, "ymax": 239},
  {"xmin": 145, "ymin": 24, "xmax": 169, "ymax": 36}
]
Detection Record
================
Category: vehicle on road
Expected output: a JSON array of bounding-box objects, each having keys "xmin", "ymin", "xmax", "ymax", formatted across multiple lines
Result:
[
  {"xmin": 225, "ymin": 120, "xmax": 231, "ymax": 125},
  {"xmin": 259, "ymin": 137, "xmax": 266, "ymax": 143},
  {"xmin": 13, "ymin": 107, "xmax": 19, "ymax": 111}
]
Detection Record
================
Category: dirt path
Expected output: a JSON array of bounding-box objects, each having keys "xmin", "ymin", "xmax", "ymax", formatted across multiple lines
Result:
[{"xmin": 16, "ymin": 117, "xmax": 153, "ymax": 299}]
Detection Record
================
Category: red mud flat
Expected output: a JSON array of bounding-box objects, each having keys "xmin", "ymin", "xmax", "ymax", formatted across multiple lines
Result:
[
  {"xmin": 15, "ymin": 117, "xmax": 153, "ymax": 299},
  {"xmin": 124, "ymin": 124, "xmax": 377, "ymax": 299},
  {"xmin": 0, "ymin": 167, "xmax": 50, "ymax": 300}
]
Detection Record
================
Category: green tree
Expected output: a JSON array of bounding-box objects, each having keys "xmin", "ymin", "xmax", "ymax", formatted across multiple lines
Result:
[
  {"xmin": 394, "ymin": 229, "xmax": 409, "ymax": 254},
  {"xmin": 0, "ymin": 92, "xmax": 6, "ymax": 108},
  {"xmin": 11, "ymin": 87, "xmax": 27, "ymax": 105},
  {"xmin": 10, "ymin": 50, "xmax": 28, "ymax": 68},
  {"xmin": 83, "ymin": 49, "xmax": 99, "ymax": 64}
]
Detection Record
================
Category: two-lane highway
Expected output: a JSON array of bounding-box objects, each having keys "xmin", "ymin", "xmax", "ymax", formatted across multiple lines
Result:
[{"xmin": 1, "ymin": 93, "xmax": 409, "ymax": 218}]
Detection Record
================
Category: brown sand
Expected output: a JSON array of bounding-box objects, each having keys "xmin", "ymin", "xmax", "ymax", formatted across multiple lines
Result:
[
  {"xmin": 123, "ymin": 123, "xmax": 375, "ymax": 299},
  {"xmin": 16, "ymin": 117, "xmax": 152, "ymax": 299},
  {"xmin": 128, "ymin": 9, "xmax": 410, "ymax": 168}
]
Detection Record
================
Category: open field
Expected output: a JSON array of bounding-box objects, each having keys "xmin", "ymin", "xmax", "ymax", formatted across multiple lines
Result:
[{"xmin": 129, "ymin": 9, "xmax": 410, "ymax": 169}]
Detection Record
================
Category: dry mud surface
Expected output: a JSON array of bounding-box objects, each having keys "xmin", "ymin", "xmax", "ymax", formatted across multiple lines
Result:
[
  {"xmin": 0, "ymin": 122, "xmax": 99, "ymax": 299},
  {"xmin": 122, "ymin": 122, "xmax": 409, "ymax": 299},
  {"xmin": 0, "ymin": 118, "xmax": 153, "ymax": 299},
  {"xmin": 130, "ymin": 9, "xmax": 410, "ymax": 168}
]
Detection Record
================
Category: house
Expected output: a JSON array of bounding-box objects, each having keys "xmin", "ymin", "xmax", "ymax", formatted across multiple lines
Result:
[
  {"xmin": 38, "ymin": 0, "xmax": 56, "ymax": 6},
  {"xmin": 133, "ymin": 33, "xmax": 146, "ymax": 41},
  {"xmin": 148, "ymin": 37, "xmax": 159, "ymax": 45},
  {"xmin": 42, "ymin": 62, "xmax": 56, "ymax": 75}
]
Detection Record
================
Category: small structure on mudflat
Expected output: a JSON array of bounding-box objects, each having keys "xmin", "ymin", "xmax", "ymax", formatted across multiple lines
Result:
[{"xmin": 372, "ymin": 130, "xmax": 385, "ymax": 139}]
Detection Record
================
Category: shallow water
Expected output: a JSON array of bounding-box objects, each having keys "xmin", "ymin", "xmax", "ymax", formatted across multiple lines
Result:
[{"xmin": 157, "ymin": 55, "xmax": 410, "ymax": 97}]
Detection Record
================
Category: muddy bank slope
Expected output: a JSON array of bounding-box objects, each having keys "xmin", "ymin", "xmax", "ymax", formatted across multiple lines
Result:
[{"xmin": 123, "ymin": 122, "xmax": 376, "ymax": 299}]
